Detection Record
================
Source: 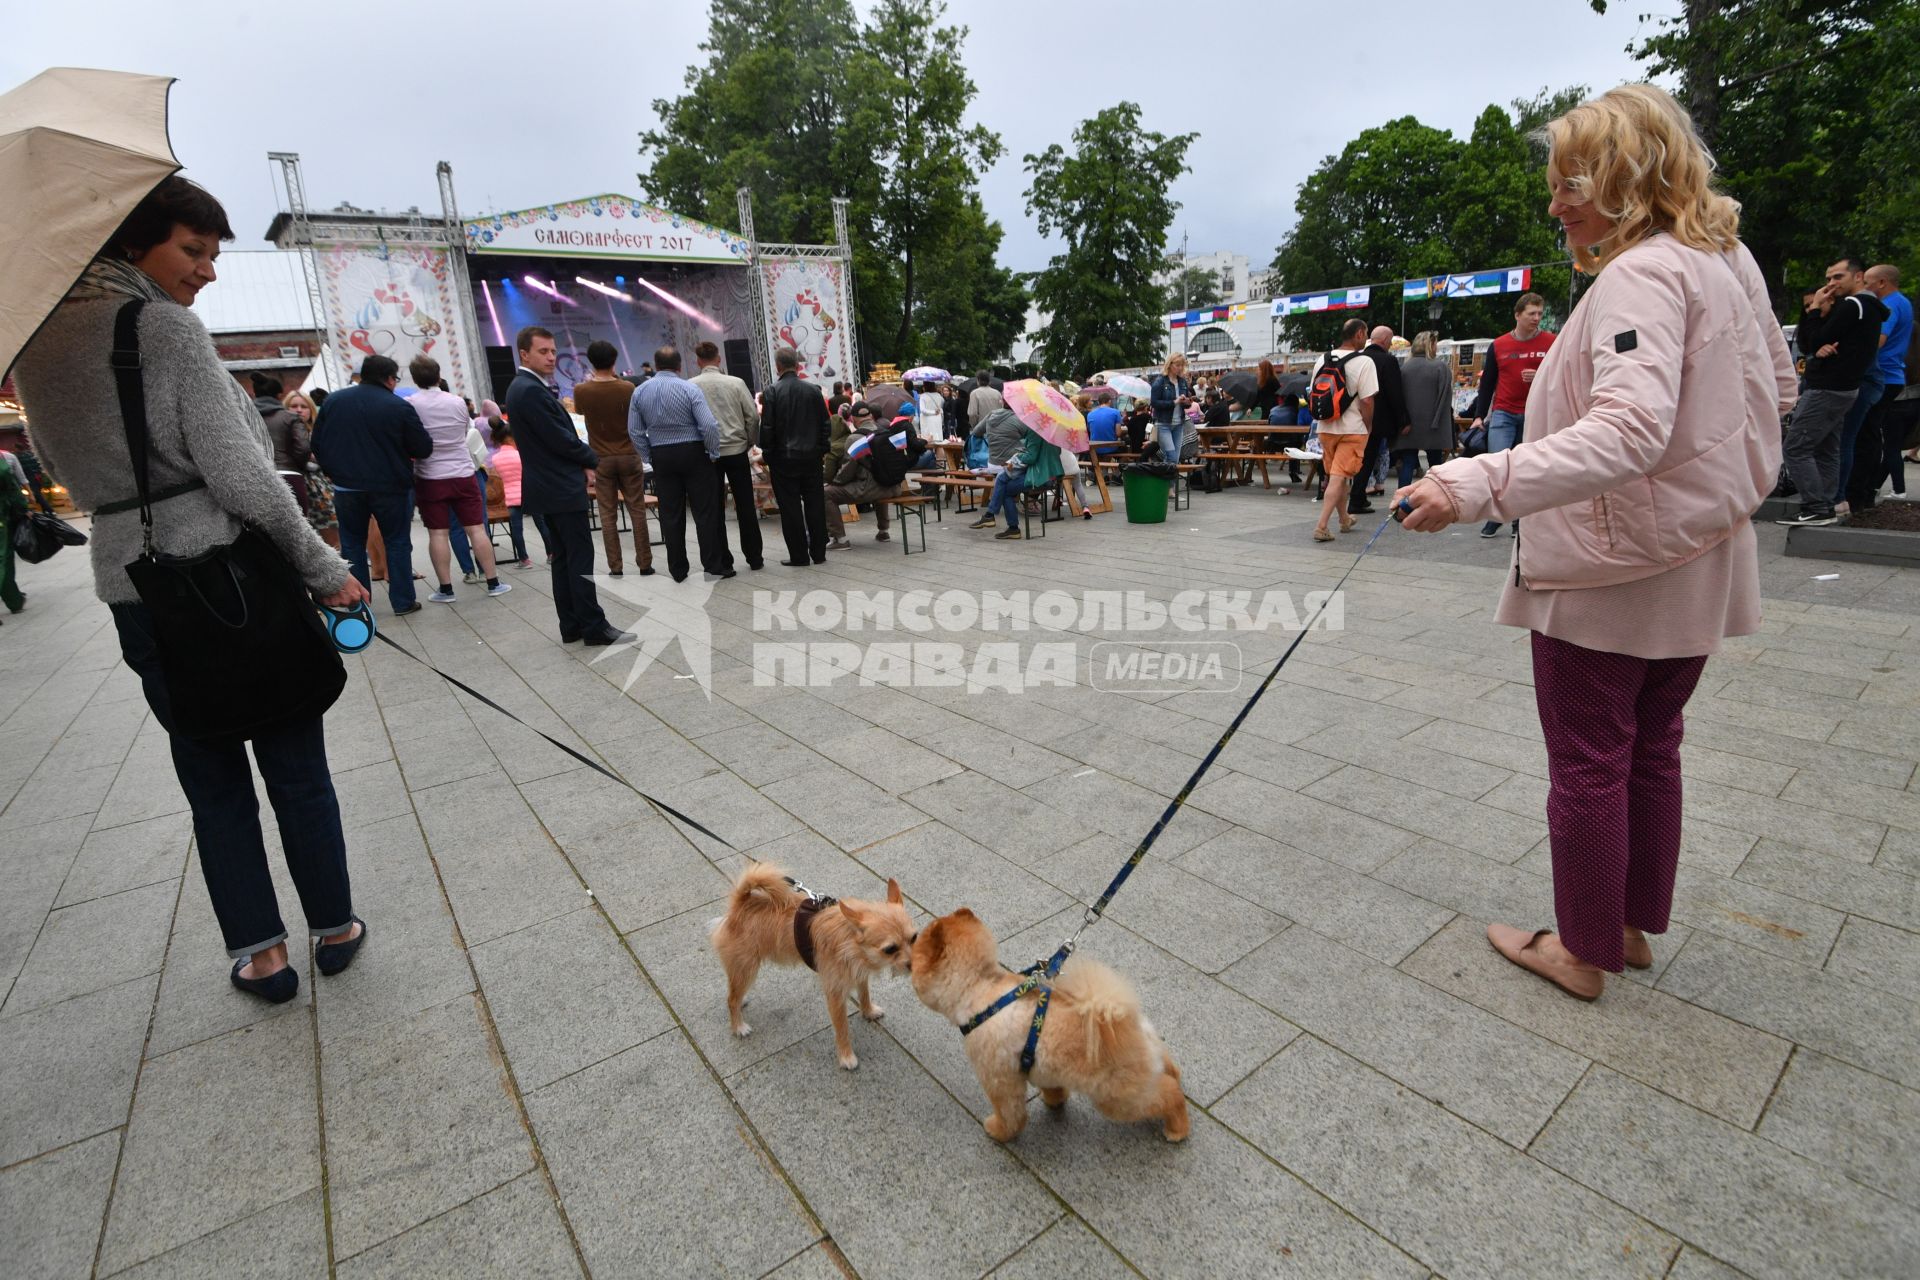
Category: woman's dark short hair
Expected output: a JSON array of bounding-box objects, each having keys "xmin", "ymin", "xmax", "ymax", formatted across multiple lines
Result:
[
  {"xmin": 586, "ymin": 340, "xmax": 618, "ymax": 370},
  {"xmin": 105, "ymin": 175, "xmax": 234, "ymax": 259}
]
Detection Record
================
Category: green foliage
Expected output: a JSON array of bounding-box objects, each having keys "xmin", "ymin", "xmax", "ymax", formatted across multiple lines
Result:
[
  {"xmin": 1161, "ymin": 265, "xmax": 1224, "ymax": 316},
  {"xmin": 1591, "ymin": 0, "xmax": 1919, "ymax": 310},
  {"xmin": 1269, "ymin": 101, "xmax": 1582, "ymax": 351},
  {"xmin": 1023, "ymin": 102, "xmax": 1198, "ymax": 381},
  {"xmin": 638, "ymin": 0, "xmax": 1022, "ymax": 371}
]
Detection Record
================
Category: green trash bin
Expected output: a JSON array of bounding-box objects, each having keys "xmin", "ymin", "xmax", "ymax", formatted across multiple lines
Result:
[{"xmin": 1122, "ymin": 471, "xmax": 1172, "ymax": 524}]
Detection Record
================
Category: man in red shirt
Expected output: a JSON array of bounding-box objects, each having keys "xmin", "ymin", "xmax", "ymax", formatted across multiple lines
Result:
[{"xmin": 1466, "ymin": 292, "xmax": 1555, "ymax": 537}]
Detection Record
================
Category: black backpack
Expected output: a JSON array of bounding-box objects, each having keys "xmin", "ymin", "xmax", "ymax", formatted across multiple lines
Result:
[{"xmin": 866, "ymin": 431, "xmax": 908, "ymax": 486}]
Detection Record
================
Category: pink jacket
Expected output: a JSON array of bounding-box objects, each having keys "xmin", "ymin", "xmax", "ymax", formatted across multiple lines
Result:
[
  {"xmin": 491, "ymin": 442, "xmax": 524, "ymax": 507},
  {"xmin": 1429, "ymin": 234, "xmax": 1796, "ymax": 591}
]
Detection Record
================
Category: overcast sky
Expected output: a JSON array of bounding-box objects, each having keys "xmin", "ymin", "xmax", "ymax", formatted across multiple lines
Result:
[{"xmin": 7, "ymin": 1, "xmax": 1667, "ymax": 282}]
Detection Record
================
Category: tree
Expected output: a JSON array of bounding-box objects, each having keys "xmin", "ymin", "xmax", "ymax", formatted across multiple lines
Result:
[
  {"xmin": 1586, "ymin": 0, "xmax": 1919, "ymax": 308},
  {"xmin": 1441, "ymin": 106, "xmax": 1573, "ymax": 336},
  {"xmin": 1160, "ymin": 265, "xmax": 1224, "ymax": 318},
  {"xmin": 844, "ymin": 0, "xmax": 1003, "ymax": 360},
  {"xmin": 640, "ymin": 0, "xmax": 1017, "ymax": 372},
  {"xmin": 911, "ymin": 195, "xmax": 1030, "ymax": 368},
  {"xmin": 1023, "ymin": 103, "xmax": 1197, "ymax": 380}
]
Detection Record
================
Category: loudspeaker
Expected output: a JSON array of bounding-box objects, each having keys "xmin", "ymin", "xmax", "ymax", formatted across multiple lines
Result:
[
  {"xmin": 724, "ymin": 338, "xmax": 757, "ymax": 393},
  {"xmin": 484, "ymin": 347, "xmax": 517, "ymax": 403}
]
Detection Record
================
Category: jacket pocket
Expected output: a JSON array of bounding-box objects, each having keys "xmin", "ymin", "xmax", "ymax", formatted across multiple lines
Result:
[{"xmin": 1590, "ymin": 495, "xmax": 1616, "ymax": 550}]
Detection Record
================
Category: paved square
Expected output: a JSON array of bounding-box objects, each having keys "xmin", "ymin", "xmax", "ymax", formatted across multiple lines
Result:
[{"xmin": 5, "ymin": 489, "xmax": 1918, "ymax": 1278}]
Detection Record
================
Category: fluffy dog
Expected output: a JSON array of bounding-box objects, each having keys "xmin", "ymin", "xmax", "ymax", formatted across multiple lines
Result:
[
  {"xmin": 910, "ymin": 908, "xmax": 1189, "ymax": 1143},
  {"xmin": 711, "ymin": 863, "xmax": 916, "ymax": 1070}
]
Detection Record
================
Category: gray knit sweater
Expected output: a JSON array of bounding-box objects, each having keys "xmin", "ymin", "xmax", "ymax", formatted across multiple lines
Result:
[{"xmin": 12, "ymin": 298, "xmax": 349, "ymax": 604}]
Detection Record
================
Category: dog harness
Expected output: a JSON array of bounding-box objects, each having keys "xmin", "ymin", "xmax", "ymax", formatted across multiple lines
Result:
[
  {"xmin": 957, "ymin": 940, "xmax": 1073, "ymax": 1075},
  {"xmin": 786, "ymin": 876, "xmax": 837, "ymax": 973}
]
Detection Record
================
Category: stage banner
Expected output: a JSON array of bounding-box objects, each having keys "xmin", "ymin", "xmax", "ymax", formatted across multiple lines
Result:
[
  {"xmin": 465, "ymin": 195, "xmax": 750, "ymax": 266},
  {"xmin": 759, "ymin": 256, "xmax": 852, "ymax": 384},
  {"xmin": 315, "ymin": 241, "xmax": 485, "ymax": 402}
]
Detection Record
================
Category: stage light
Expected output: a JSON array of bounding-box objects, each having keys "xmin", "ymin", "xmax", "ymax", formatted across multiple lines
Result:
[
  {"xmin": 575, "ymin": 276, "xmax": 633, "ymax": 302},
  {"xmin": 635, "ymin": 276, "xmax": 722, "ymax": 329},
  {"xmin": 480, "ymin": 280, "xmax": 505, "ymax": 346},
  {"xmin": 614, "ymin": 275, "xmax": 625, "ymax": 285},
  {"xmin": 522, "ymin": 275, "xmax": 577, "ymax": 305}
]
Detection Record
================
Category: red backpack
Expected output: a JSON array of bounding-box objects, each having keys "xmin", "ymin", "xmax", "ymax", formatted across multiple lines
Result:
[{"xmin": 1307, "ymin": 351, "xmax": 1356, "ymax": 423}]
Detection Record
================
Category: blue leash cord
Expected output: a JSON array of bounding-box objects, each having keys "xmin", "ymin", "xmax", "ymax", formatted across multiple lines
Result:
[{"xmin": 960, "ymin": 507, "xmax": 1408, "ymax": 1067}]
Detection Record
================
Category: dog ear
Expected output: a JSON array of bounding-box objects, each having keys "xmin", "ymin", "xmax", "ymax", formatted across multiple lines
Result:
[
  {"xmin": 885, "ymin": 878, "xmax": 902, "ymax": 905},
  {"xmin": 838, "ymin": 901, "xmax": 868, "ymax": 930},
  {"xmin": 953, "ymin": 907, "xmax": 976, "ymax": 921}
]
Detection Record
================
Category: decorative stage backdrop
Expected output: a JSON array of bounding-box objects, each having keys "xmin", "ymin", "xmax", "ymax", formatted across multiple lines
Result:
[
  {"xmin": 758, "ymin": 256, "xmax": 852, "ymax": 385},
  {"xmin": 315, "ymin": 242, "xmax": 486, "ymax": 402}
]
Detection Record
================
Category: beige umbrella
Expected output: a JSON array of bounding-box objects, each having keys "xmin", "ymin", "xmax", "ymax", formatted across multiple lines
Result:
[{"xmin": 0, "ymin": 68, "xmax": 179, "ymax": 379}]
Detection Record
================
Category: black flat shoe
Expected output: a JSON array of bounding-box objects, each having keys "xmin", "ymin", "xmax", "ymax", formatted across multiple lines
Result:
[
  {"xmin": 638, "ymin": 567, "xmax": 656, "ymax": 576},
  {"xmin": 231, "ymin": 958, "xmax": 299, "ymax": 1004},
  {"xmin": 560, "ymin": 631, "xmax": 583, "ymax": 643},
  {"xmin": 315, "ymin": 917, "xmax": 367, "ymax": 977},
  {"xmin": 779, "ymin": 559, "xmax": 810, "ymax": 567},
  {"xmin": 584, "ymin": 628, "xmax": 637, "ymax": 646}
]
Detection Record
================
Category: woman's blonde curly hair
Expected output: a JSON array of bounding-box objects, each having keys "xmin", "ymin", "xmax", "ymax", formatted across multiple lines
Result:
[{"xmin": 1544, "ymin": 83, "xmax": 1741, "ymax": 274}]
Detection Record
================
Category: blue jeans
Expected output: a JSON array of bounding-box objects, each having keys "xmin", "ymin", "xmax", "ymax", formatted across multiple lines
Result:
[
  {"xmin": 1832, "ymin": 375, "xmax": 1887, "ymax": 503},
  {"xmin": 987, "ymin": 468, "xmax": 1025, "ymax": 529},
  {"xmin": 1158, "ymin": 423, "xmax": 1184, "ymax": 462},
  {"xmin": 507, "ymin": 506, "xmax": 550, "ymax": 563},
  {"xmin": 109, "ymin": 602, "xmax": 352, "ymax": 959},
  {"xmin": 446, "ymin": 470, "xmax": 487, "ymax": 574},
  {"xmin": 334, "ymin": 487, "xmax": 417, "ymax": 611},
  {"xmin": 1481, "ymin": 410, "xmax": 1524, "ymax": 533}
]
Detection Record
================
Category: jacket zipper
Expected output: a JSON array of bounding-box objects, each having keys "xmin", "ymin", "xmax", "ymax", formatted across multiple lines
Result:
[{"xmin": 1513, "ymin": 521, "xmax": 1527, "ymax": 590}]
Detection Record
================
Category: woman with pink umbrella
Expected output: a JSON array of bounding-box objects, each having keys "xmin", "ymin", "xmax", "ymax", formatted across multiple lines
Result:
[{"xmin": 969, "ymin": 380, "xmax": 1081, "ymax": 540}]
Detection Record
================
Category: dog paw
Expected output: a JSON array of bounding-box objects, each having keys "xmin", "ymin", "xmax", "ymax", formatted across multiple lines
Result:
[
  {"xmin": 838, "ymin": 1052, "xmax": 859, "ymax": 1071},
  {"xmin": 860, "ymin": 1005, "xmax": 885, "ymax": 1022},
  {"xmin": 733, "ymin": 1022, "xmax": 753, "ymax": 1038},
  {"xmin": 983, "ymin": 1116, "xmax": 1015, "ymax": 1142}
]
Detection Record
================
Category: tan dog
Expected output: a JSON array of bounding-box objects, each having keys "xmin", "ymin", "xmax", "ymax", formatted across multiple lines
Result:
[
  {"xmin": 711, "ymin": 863, "xmax": 916, "ymax": 1070},
  {"xmin": 910, "ymin": 908, "xmax": 1189, "ymax": 1143}
]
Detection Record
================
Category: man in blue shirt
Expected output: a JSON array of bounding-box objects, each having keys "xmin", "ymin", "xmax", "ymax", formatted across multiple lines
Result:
[
  {"xmin": 1849, "ymin": 264, "xmax": 1915, "ymax": 510},
  {"xmin": 627, "ymin": 344, "xmax": 734, "ymax": 581}
]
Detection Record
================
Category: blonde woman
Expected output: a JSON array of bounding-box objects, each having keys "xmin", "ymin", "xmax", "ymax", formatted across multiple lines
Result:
[
  {"xmin": 284, "ymin": 390, "xmax": 337, "ymax": 547},
  {"xmin": 1150, "ymin": 353, "xmax": 1194, "ymax": 462},
  {"xmin": 1394, "ymin": 84, "xmax": 1796, "ymax": 1000}
]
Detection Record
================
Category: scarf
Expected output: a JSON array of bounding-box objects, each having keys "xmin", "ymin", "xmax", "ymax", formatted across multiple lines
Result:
[{"xmin": 68, "ymin": 255, "xmax": 174, "ymax": 305}]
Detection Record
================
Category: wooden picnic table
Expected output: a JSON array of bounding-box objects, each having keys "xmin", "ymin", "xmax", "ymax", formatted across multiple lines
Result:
[{"xmin": 1196, "ymin": 425, "xmax": 1309, "ymax": 489}]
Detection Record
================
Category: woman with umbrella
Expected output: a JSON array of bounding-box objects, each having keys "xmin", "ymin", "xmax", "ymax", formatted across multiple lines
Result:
[
  {"xmin": 971, "ymin": 380, "xmax": 1079, "ymax": 539},
  {"xmin": 7, "ymin": 109, "xmax": 371, "ymax": 1003}
]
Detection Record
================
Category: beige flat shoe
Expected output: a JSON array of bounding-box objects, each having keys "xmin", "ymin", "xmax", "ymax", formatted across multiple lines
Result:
[
  {"xmin": 1338, "ymin": 515, "xmax": 1356, "ymax": 533},
  {"xmin": 1313, "ymin": 528, "xmax": 1335, "ymax": 542},
  {"xmin": 1487, "ymin": 923, "xmax": 1603, "ymax": 1001},
  {"xmin": 1623, "ymin": 926, "xmax": 1653, "ymax": 970}
]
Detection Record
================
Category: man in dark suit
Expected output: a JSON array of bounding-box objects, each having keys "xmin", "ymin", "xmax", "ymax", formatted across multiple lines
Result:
[
  {"xmin": 503, "ymin": 326, "xmax": 633, "ymax": 646},
  {"xmin": 759, "ymin": 346, "xmax": 832, "ymax": 565},
  {"xmin": 311, "ymin": 354, "xmax": 432, "ymax": 614},
  {"xmin": 1350, "ymin": 326, "xmax": 1411, "ymax": 515}
]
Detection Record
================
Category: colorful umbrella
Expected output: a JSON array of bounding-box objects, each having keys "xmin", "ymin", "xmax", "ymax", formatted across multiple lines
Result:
[
  {"xmin": 1099, "ymin": 373, "xmax": 1153, "ymax": 402},
  {"xmin": 902, "ymin": 366, "xmax": 950, "ymax": 385},
  {"xmin": 1080, "ymin": 384, "xmax": 1120, "ymax": 403},
  {"xmin": 1003, "ymin": 378, "xmax": 1088, "ymax": 452}
]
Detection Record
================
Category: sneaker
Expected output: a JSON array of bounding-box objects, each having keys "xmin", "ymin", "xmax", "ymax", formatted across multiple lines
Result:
[
  {"xmin": 968, "ymin": 516, "xmax": 996, "ymax": 529},
  {"xmin": 517, "ymin": 558, "xmax": 534, "ymax": 569},
  {"xmin": 427, "ymin": 589, "xmax": 456, "ymax": 604},
  {"xmin": 1479, "ymin": 522, "xmax": 1501, "ymax": 538},
  {"xmin": 827, "ymin": 537, "xmax": 852, "ymax": 551},
  {"xmin": 1510, "ymin": 524, "xmax": 1518, "ymax": 537},
  {"xmin": 1775, "ymin": 510, "xmax": 1838, "ymax": 526},
  {"xmin": 875, "ymin": 531, "xmax": 890, "ymax": 542},
  {"xmin": 461, "ymin": 571, "xmax": 481, "ymax": 585},
  {"xmin": 994, "ymin": 527, "xmax": 1023, "ymax": 540},
  {"xmin": 487, "ymin": 581, "xmax": 513, "ymax": 596}
]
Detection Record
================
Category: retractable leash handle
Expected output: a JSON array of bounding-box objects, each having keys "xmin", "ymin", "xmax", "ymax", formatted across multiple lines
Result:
[{"xmin": 319, "ymin": 602, "xmax": 376, "ymax": 653}]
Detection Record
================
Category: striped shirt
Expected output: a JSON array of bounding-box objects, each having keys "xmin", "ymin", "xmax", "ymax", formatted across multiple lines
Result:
[{"xmin": 626, "ymin": 370, "xmax": 721, "ymax": 464}]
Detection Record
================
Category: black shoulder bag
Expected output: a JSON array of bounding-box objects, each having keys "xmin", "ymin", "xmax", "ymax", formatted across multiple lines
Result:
[{"xmin": 110, "ymin": 300, "xmax": 345, "ymax": 741}]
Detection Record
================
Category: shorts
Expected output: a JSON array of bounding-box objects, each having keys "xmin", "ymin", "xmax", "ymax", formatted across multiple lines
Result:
[
  {"xmin": 1320, "ymin": 433, "xmax": 1368, "ymax": 478},
  {"xmin": 416, "ymin": 473, "xmax": 484, "ymax": 529}
]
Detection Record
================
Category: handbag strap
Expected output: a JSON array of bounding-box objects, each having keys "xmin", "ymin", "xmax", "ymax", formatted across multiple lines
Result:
[{"xmin": 110, "ymin": 300, "xmax": 155, "ymax": 554}]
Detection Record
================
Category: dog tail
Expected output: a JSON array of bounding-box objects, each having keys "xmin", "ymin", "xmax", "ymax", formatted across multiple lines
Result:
[
  {"xmin": 727, "ymin": 862, "xmax": 802, "ymax": 919},
  {"xmin": 1055, "ymin": 955, "xmax": 1141, "ymax": 1068}
]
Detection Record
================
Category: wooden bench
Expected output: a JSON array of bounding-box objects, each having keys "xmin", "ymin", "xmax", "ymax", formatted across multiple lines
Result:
[{"xmin": 916, "ymin": 473, "xmax": 994, "ymax": 514}]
